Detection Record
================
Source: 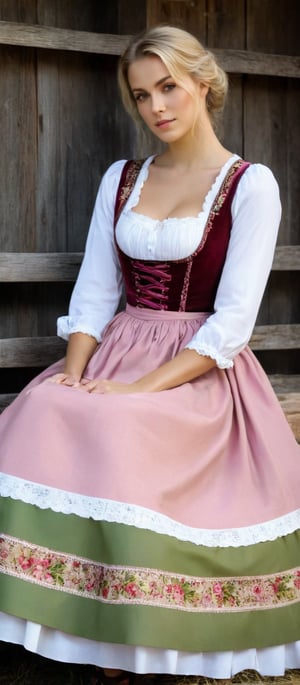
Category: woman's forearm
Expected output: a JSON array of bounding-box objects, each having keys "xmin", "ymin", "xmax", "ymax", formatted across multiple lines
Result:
[
  {"xmin": 71, "ymin": 346, "xmax": 218, "ymax": 394},
  {"xmin": 134, "ymin": 348, "xmax": 216, "ymax": 392},
  {"xmin": 63, "ymin": 332, "xmax": 98, "ymax": 380}
]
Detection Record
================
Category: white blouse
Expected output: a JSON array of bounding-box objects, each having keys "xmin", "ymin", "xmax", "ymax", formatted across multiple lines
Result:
[{"xmin": 57, "ymin": 155, "xmax": 281, "ymax": 369}]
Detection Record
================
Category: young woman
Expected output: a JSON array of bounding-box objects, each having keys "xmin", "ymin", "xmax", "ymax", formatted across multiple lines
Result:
[{"xmin": 0, "ymin": 25, "xmax": 299, "ymax": 684}]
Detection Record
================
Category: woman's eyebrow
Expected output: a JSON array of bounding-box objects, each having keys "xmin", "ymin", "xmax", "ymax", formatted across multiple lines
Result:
[{"xmin": 131, "ymin": 75, "xmax": 172, "ymax": 92}]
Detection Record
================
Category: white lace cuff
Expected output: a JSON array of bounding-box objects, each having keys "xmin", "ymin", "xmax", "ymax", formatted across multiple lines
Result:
[
  {"xmin": 184, "ymin": 340, "xmax": 234, "ymax": 369},
  {"xmin": 57, "ymin": 316, "xmax": 101, "ymax": 343}
]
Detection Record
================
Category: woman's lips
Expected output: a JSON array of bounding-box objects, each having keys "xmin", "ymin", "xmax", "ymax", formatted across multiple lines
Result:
[{"xmin": 155, "ymin": 119, "xmax": 175, "ymax": 128}]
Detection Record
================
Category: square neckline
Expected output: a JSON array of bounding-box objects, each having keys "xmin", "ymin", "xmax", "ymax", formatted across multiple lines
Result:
[{"xmin": 127, "ymin": 153, "xmax": 240, "ymax": 224}]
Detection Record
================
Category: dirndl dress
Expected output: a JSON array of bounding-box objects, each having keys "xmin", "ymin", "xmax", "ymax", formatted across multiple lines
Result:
[{"xmin": 0, "ymin": 157, "xmax": 299, "ymax": 678}]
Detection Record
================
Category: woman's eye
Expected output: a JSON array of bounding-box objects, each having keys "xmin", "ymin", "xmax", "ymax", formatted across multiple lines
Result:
[
  {"xmin": 134, "ymin": 92, "xmax": 147, "ymax": 102},
  {"xmin": 163, "ymin": 83, "xmax": 176, "ymax": 92}
]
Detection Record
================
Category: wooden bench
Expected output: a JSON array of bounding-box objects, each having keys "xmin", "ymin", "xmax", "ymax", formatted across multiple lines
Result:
[{"xmin": 0, "ymin": 250, "xmax": 299, "ymax": 441}]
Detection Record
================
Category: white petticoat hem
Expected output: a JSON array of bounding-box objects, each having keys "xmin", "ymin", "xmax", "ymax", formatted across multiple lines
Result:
[{"xmin": 1, "ymin": 612, "xmax": 300, "ymax": 677}]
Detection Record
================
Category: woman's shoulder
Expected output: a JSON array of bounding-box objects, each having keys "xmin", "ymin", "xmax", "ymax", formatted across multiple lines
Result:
[
  {"xmin": 100, "ymin": 157, "xmax": 151, "ymax": 190},
  {"xmin": 229, "ymin": 160, "xmax": 281, "ymax": 212},
  {"xmin": 231, "ymin": 159, "xmax": 281, "ymax": 219},
  {"xmin": 102, "ymin": 159, "xmax": 128, "ymax": 183},
  {"xmin": 95, "ymin": 160, "xmax": 128, "ymax": 208},
  {"xmin": 240, "ymin": 161, "xmax": 280, "ymax": 194}
]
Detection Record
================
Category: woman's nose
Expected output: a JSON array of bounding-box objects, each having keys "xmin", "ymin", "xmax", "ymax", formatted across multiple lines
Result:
[{"xmin": 151, "ymin": 94, "xmax": 166, "ymax": 113}]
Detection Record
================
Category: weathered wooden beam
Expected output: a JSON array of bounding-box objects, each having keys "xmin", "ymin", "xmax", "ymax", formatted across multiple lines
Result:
[
  {"xmin": 272, "ymin": 245, "xmax": 300, "ymax": 270},
  {"xmin": 214, "ymin": 48, "xmax": 300, "ymax": 79},
  {"xmin": 0, "ymin": 393, "xmax": 17, "ymax": 411},
  {"xmin": 269, "ymin": 374, "xmax": 300, "ymax": 393},
  {"xmin": 0, "ymin": 337, "xmax": 66, "ymax": 367},
  {"xmin": 0, "ymin": 22, "xmax": 299, "ymax": 78},
  {"xmin": 0, "ymin": 245, "xmax": 299, "ymax": 282},
  {"xmin": 250, "ymin": 324, "xmax": 300, "ymax": 351},
  {"xmin": 277, "ymin": 393, "xmax": 300, "ymax": 442},
  {"xmin": 0, "ymin": 21, "xmax": 129, "ymax": 56},
  {"xmin": 0, "ymin": 252, "xmax": 83, "ymax": 282}
]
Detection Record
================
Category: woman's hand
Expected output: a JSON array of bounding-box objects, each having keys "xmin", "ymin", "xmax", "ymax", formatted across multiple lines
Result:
[
  {"xmin": 45, "ymin": 333, "xmax": 99, "ymax": 388},
  {"xmin": 45, "ymin": 375, "xmax": 139, "ymax": 394},
  {"xmin": 78, "ymin": 379, "xmax": 142, "ymax": 394},
  {"xmin": 46, "ymin": 373, "xmax": 81, "ymax": 387}
]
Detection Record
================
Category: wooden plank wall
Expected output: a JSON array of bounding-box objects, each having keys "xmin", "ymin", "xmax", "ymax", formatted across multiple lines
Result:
[
  {"xmin": 0, "ymin": 0, "xmax": 299, "ymax": 401},
  {"xmin": 0, "ymin": 0, "xmax": 146, "ymax": 396},
  {"xmin": 147, "ymin": 0, "xmax": 300, "ymax": 377}
]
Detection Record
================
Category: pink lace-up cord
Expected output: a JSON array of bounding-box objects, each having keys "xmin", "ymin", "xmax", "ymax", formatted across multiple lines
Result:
[{"xmin": 132, "ymin": 260, "xmax": 172, "ymax": 309}]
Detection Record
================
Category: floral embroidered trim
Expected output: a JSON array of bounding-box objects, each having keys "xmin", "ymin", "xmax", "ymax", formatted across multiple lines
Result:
[
  {"xmin": 114, "ymin": 160, "xmax": 145, "ymax": 229},
  {"xmin": 1, "ymin": 474, "xmax": 300, "ymax": 548},
  {"xmin": 179, "ymin": 258, "xmax": 193, "ymax": 311},
  {"xmin": 198, "ymin": 159, "xmax": 246, "ymax": 254},
  {"xmin": 1, "ymin": 534, "xmax": 299, "ymax": 613}
]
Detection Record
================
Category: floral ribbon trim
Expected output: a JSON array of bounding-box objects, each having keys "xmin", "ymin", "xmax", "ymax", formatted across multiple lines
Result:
[{"xmin": 1, "ymin": 534, "xmax": 300, "ymax": 613}]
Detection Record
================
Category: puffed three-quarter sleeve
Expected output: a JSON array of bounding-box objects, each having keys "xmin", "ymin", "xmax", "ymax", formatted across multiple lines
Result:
[
  {"xmin": 57, "ymin": 160, "xmax": 126, "ymax": 342},
  {"xmin": 185, "ymin": 164, "xmax": 282, "ymax": 368}
]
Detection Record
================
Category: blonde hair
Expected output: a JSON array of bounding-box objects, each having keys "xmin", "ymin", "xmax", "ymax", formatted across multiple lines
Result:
[{"xmin": 118, "ymin": 25, "xmax": 228, "ymax": 131}]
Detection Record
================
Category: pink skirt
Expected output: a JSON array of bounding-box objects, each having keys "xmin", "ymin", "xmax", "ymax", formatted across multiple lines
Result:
[{"xmin": 0, "ymin": 304, "xmax": 299, "ymax": 675}]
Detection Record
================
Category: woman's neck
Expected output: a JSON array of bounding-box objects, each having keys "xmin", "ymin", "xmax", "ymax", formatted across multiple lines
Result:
[{"xmin": 156, "ymin": 124, "xmax": 231, "ymax": 171}]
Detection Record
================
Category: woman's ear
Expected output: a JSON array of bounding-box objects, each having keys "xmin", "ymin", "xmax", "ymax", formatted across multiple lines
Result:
[{"xmin": 199, "ymin": 82, "xmax": 209, "ymax": 99}]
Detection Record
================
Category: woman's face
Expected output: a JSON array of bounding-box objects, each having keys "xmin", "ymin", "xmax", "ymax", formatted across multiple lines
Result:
[{"xmin": 128, "ymin": 55, "xmax": 206, "ymax": 143}]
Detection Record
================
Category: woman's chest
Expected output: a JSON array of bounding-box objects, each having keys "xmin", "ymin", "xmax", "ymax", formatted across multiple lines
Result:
[
  {"xmin": 133, "ymin": 167, "xmax": 222, "ymax": 222},
  {"xmin": 116, "ymin": 211, "xmax": 207, "ymax": 261}
]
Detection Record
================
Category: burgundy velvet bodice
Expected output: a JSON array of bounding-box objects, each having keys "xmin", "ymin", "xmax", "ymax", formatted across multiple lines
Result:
[{"xmin": 114, "ymin": 159, "xmax": 250, "ymax": 312}]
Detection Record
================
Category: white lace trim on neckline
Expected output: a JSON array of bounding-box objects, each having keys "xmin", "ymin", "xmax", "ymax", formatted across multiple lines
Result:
[
  {"xmin": 125, "ymin": 154, "xmax": 240, "ymax": 221},
  {"xmin": 1, "ymin": 473, "xmax": 299, "ymax": 548}
]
